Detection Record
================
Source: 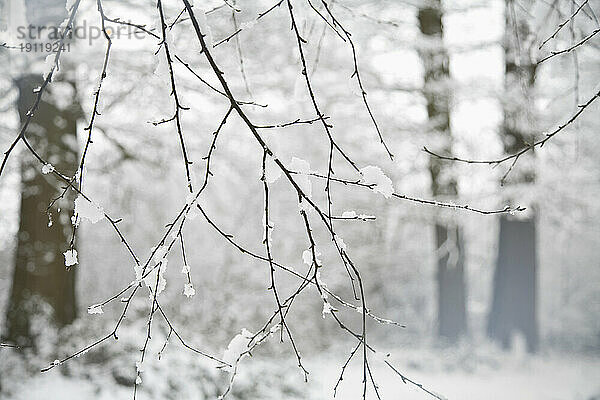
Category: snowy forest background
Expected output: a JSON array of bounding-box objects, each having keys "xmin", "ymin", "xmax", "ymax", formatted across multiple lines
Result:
[{"xmin": 0, "ymin": 0, "xmax": 599, "ymax": 398}]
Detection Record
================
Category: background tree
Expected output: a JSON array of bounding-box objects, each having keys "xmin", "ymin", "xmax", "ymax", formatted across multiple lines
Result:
[
  {"xmin": 487, "ymin": 0, "xmax": 538, "ymax": 353},
  {"xmin": 3, "ymin": 0, "xmax": 80, "ymax": 348},
  {"xmin": 417, "ymin": 0, "xmax": 467, "ymax": 342}
]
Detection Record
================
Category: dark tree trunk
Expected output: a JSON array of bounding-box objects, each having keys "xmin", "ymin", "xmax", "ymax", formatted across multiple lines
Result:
[
  {"xmin": 488, "ymin": 216, "xmax": 538, "ymax": 352},
  {"xmin": 3, "ymin": 75, "xmax": 79, "ymax": 348},
  {"xmin": 435, "ymin": 225, "xmax": 467, "ymax": 340},
  {"xmin": 418, "ymin": 1, "xmax": 467, "ymax": 342},
  {"xmin": 487, "ymin": 0, "xmax": 538, "ymax": 353}
]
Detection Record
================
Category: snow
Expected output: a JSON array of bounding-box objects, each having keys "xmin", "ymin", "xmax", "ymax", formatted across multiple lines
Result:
[
  {"xmin": 359, "ymin": 165, "xmax": 394, "ymax": 198},
  {"xmin": 302, "ymin": 249, "xmax": 321, "ymax": 266},
  {"xmin": 42, "ymin": 54, "xmax": 58, "ymax": 81},
  {"xmin": 41, "ymin": 164, "xmax": 54, "ymax": 174},
  {"xmin": 222, "ymin": 328, "xmax": 254, "ymax": 373},
  {"xmin": 307, "ymin": 349, "xmax": 600, "ymax": 400},
  {"xmin": 183, "ymin": 283, "xmax": 195, "ymax": 298},
  {"xmin": 151, "ymin": 245, "xmax": 168, "ymax": 262},
  {"xmin": 87, "ymin": 304, "xmax": 103, "ymax": 315},
  {"xmin": 5, "ymin": 349, "xmax": 600, "ymax": 399},
  {"xmin": 63, "ymin": 249, "xmax": 78, "ymax": 267},
  {"xmin": 341, "ymin": 210, "xmax": 357, "ymax": 218},
  {"xmin": 143, "ymin": 263, "xmax": 167, "ymax": 297},
  {"xmin": 74, "ymin": 196, "xmax": 104, "ymax": 224},
  {"xmin": 321, "ymin": 302, "xmax": 335, "ymax": 318}
]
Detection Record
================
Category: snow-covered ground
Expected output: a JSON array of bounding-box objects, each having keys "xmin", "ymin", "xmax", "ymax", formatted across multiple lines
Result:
[
  {"xmin": 309, "ymin": 349, "xmax": 600, "ymax": 400},
  {"xmin": 6, "ymin": 346, "xmax": 600, "ymax": 400}
]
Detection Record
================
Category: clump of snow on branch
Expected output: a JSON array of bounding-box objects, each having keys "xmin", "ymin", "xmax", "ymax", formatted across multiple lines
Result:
[
  {"xmin": 341, "ymin": 210, "xmax": 357, "ymax": 218},
  {"xmin": 302, "ymin": 249, "xmax": 321, "ymax": 266},
  {"xmin": 87, "ymin": 304, "xmax": 104, "ymax": 315},
  {"xmin": 183, "ymin": 283, "xmax": 195, "ymax": 298},
  {"xmin": 143, "ymin": 263, "xmax": 167, "ymax": 297},
  {"xmin": 63, "ymin": 249, "xmax": 78, "ymax": 267},
  {"xmin": 322, "ymin": 301, "xmax": 336, "ymax": 318},
  {"xmin": 74, "ymin": 196, "xmax": 104, "ymax": 224},
  {"xmin": 221, "ymin": 329, "xmax": 253, "ymax": 373},
  {"xmin": 41, "ymin": 163, "xmax": 55, "ymax": 174},
  {"xmin": 359, "ymin": 165, "xmax": 394, "ymax": 198},
  {"xmin": 42, "ymin": 54, "xmax": 59, "ymax": 81}
]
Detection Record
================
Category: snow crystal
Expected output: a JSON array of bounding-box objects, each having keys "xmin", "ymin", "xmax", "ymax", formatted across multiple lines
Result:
[
  {"xmin": 183, "ymin": 283, "xmax": 196, "ymax": 298},
  {"xmin": 181, "ymin": 264, "xmax": 190, "ymax": 274},
  {"xmin": 337, "ymin": 237, "xmax": 347, "ymax": 251},
  {"xmin": 135, "ymin": 376, "xmax": 142, "ymax": 385},
  {"xmin": 87, "ymin": 304, "xmax": 103, "ymax": 315},
  {"xmin": 360, "ymin": 165, "xmax": 394, "ymax": 198},
  {"xmin": 41, "ymin": 163, "xmax": 55, "ymax": 174},
  {"xmin": 63, "ymin": 249, "xmax": 78, "ymax": 267},
  {"xmin": 222, "ymin": 328, "xmax": 253, "ymax": 373},
  {"xmin": 74, "ymin": 196, "xmax": 104, "ymax": 223}
]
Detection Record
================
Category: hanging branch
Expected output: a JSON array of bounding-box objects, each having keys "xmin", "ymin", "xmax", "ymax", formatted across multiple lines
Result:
[{"xmin": 424, "ymin": 88, "xmax": 600, "ymax": 183}]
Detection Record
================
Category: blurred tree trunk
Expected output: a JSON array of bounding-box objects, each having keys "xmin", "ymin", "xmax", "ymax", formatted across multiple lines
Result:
[
  {"xmin": 3, "ymin": 75, "xmax": 79, "ymax": 348},
  {"xmin": 487, "ymin": 0, "xmax": 539, "ymax": 353},
  {"xmin": 418, "ymin": 0, "xmax": 467, "ymax": 342}
]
